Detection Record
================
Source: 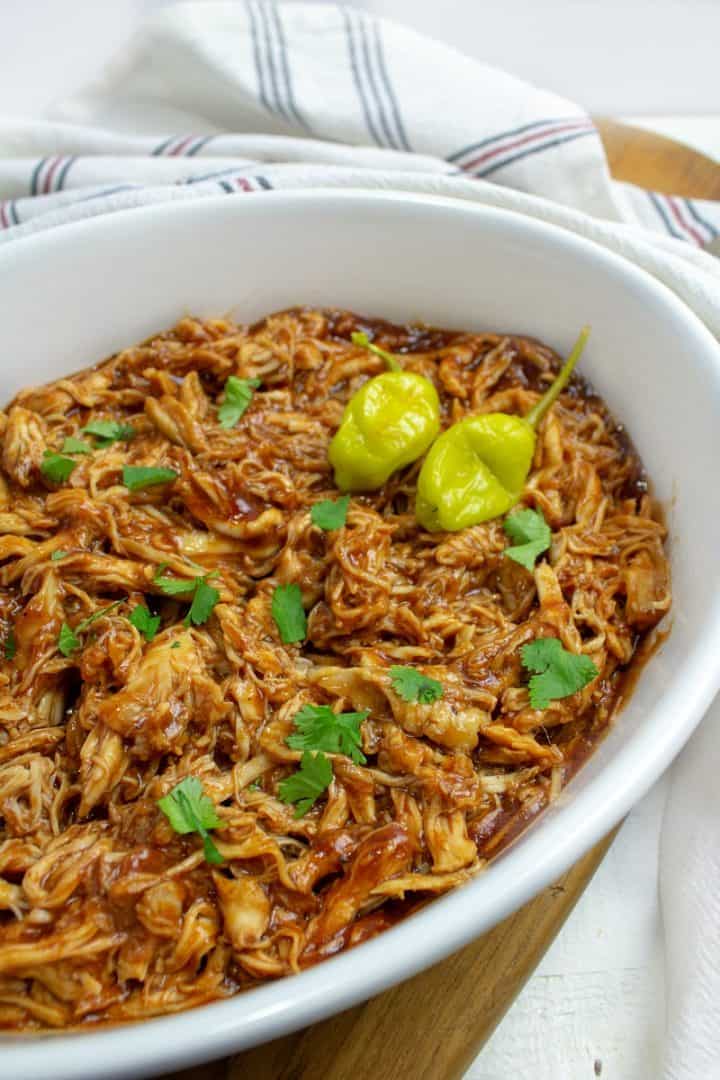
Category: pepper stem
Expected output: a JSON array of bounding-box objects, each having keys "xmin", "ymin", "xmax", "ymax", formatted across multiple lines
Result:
[
  {"xmin": 525, "ymin": 326, "xmax": 591, "ymax": 429},
  {"xmin": 351, "ymin": 331, "xmax": 401, "ymax": 372}
]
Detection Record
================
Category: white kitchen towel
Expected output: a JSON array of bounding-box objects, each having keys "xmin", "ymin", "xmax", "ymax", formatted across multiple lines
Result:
[
  {"xmin": 0, "ymin": 4, "xmax": 719, "ymax": 1077},
  {"xmin": 0, "ymin": 5, "xmax": 719, "ymax": 301}
]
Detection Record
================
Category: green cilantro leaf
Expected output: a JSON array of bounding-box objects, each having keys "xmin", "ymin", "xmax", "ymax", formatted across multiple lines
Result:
[
  {"xmin": 51, "ymin": 549, "xmax": 68, "ymax": 562},
  {"xmin": 271, "ymin": 583, "xmax": 307, "ymax": 644},
  {"xmin": 153, "ymin": 570, "xmax": 197, "ymax": 596},
  {"xmin": 184, "ymin": 578, "xmax": 220, "ymax": 627},
  {"xmin": 311, "ymin": 494, "xmax": 350, "ymax": 531},
  {"xmin": 278, "ymin": 751, "xmax": 333, "ymax": 818},
  {"xmin": 351, "ymin": 330, "xmax": 401, "ymax": 372},
  {"xmin": 170, "ymin": 641, "xmax": 181, "ymax": 649},
  {"xmin": 58, "ymin": 622, "xmax": 81, "ymax": 657},
  {"xmin": 503, "ymin": 508, "xmax": 552, "ymax": 572},
  {"xmin": 122, "ymin": 465, "xmax": 178, "ymax": 492},
  {"xmin": 41, "ymin": 452, "xmax": 78, "ymax": 485},
  {"xmin": 4, "ymin": 629, "xmax": 16, "ymax": 661},
  {"xmin": 217, "ymin": 376, "xmax": 261, "ymax": 429},
  {"xmin": 61, "ymin": 436, "xmax": 92, "ymax": 455},
  {"xmin": 157, "ymin": 776, "xmax": 223, "ymax": 865},
  {"xmin": 81, "ymin": 420, "xmax": 135, "ymax": 447},
  {"xmin": 286, "ymin": 703, "xmax": 369, "ymax": 765},
  {"xmin": 153, "ymin": 570, "xmax": 220, "ymax": 626},
  {"xmin": 389, "ymin": 666, "xmax": 444, "ymax": 704},
  {"xmin": 58, "ymin": 601, "xmax": 123, "ymax": 657},
  {"xmin": 201, "ymin": 834, "xmax": 222, "ymax": 864},
  {"xmin": 158, "ymin": 776, "xmax": 221, "ymax": 832},
  {"xmin": 521, "ymin": 637, "xmax": 599, "ymax": 710},
  {"xmin": 129, "ymin": 604, "xmax": 161, "ymax": 642}
]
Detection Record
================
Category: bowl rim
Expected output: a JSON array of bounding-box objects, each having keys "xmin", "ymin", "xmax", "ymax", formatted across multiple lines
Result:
[{"xmin": 3, "ymin": 187, "xmax": 720, "ymax": 1080}]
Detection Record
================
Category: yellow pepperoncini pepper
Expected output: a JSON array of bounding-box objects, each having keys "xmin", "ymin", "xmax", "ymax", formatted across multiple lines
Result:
[
  {"xmin": 416, "ymin": 327, "xmax": 590, "ymax": 532},
  {"xmin": 329, "ymin": 332, "xmax": 441, "ymax": 492}
]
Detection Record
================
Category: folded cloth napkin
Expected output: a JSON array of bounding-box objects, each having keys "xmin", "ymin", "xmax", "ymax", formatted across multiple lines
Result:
[{"xmin": 1, "ymin": 4, "xmax": 719, "ymax": 1075}]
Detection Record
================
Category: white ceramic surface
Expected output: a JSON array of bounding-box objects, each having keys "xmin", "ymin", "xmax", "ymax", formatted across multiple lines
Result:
[{"xmin": 2, "ymin": 190, "xmax": 720, "ymax": 1080}]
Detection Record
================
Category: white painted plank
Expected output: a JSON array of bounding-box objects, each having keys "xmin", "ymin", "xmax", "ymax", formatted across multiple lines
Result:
[{"xmin": 467, "ymin": 779, "xmax": 668, "ymax": 1079}]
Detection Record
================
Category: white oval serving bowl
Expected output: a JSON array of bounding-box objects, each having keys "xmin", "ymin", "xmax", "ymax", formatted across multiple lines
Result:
[{"xmin": 2, "ymin": 190, "xmax": 720, "ymax": 1080}]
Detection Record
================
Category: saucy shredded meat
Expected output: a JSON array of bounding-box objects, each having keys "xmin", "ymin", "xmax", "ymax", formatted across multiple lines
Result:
[{"xmin": 0, "ymin": 308, "xmax": 671, "ymax": 1029}]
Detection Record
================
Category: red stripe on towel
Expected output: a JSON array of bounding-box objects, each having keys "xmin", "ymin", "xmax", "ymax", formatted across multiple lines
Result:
[
  {"xmin": 461, "ymin": 120, "xmax": 592, "ymax": 172},
  {"xmin": 666, "ymin": 196, "xmax": 705, "ymax": 247}
]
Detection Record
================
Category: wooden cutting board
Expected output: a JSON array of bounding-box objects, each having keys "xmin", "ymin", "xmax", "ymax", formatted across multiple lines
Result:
[{"xmin": 167, "ymin": 124, "xmax": 719, "ymax": 1080}]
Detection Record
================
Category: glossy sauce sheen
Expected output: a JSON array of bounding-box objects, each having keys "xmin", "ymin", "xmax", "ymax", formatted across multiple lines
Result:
[{"xmin": 0, "ymin": 309, "xmax": 671, "ymax": 1030}]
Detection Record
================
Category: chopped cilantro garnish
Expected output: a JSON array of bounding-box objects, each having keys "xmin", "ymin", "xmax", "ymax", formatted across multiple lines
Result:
[
  {"xmin": 61, "ymin": 436, "xmax": 92, "ymax": 455},
  {"xmin": 286, "ymin": 703, "xmax": 368, "ymax": 765},
  {"xmin": 122, "ymin": 465, "xmax": 178, "ymax": 492},
  {"xmin": 157, "ymin": 776, "xmax": 223, "ymax": 865},
  {"xmin": 41, "ymin": 451, "xmax": 78, "ymax": 485},
  {"xmin": 184, "ymin": 578, "xmax": 220, "ymax": 627},
  {"xmin": 51, "ymin": 549, "xmax": 68, "ymax": 562},
  {"xmin": 152, "ymin": 570, "xmax": 196, "ymax": 596},
  {"xmin": 521, "ymin": 637, "xmax": 599, "ymax": 710},
  {"xmin": 503, "ymin": 508, "xmax": 552, "ymax": 572},
  {"xmin": 271, "ymin": 583, "xmax": 307, "ymax": 644},
  {"xmin": 311, "ymin": 495, "xmax": 350, "ymax": 531},
  {"xmin": 57, "ymin": 600, "xmax": 122, "ymax": 657},
  {"xmin": 152, "ymin": 570, "xmax": 220, "ymax": 626},
  {"xmin": 278, "ymin": 751, "xmax": 333, "ymax": 818},
  {"xmin": 390, "ymin": 666, "xmax": 444, "ymax": 704},
  {"xmin": 129, "ymin": 604, "xmax": 161, "ymax": 642},
  {"xmin": 81, "ymin": 420, "xmax": 135, "ymax": 447},
  {"xmin": 217, "ymin": 376, "xmax": 261, "ymax": 429},
  {"xmin": 4, "ymin": 629, "xmax": 16, "ymax": 661},
  {"xmin": 58, "ymin": 622, "xmax": 80, "ymax": 657}
]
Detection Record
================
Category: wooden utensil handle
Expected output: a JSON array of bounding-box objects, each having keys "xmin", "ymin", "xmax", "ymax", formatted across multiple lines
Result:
[{"xmin": 596, "ymin": 119, "xmax": 720, "ymax": 198}]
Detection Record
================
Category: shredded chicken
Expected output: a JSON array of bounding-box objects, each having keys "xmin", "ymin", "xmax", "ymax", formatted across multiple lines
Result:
[{"xmin": 0, "ymin": 308, "xmax": 670, "ymax": 1030}]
